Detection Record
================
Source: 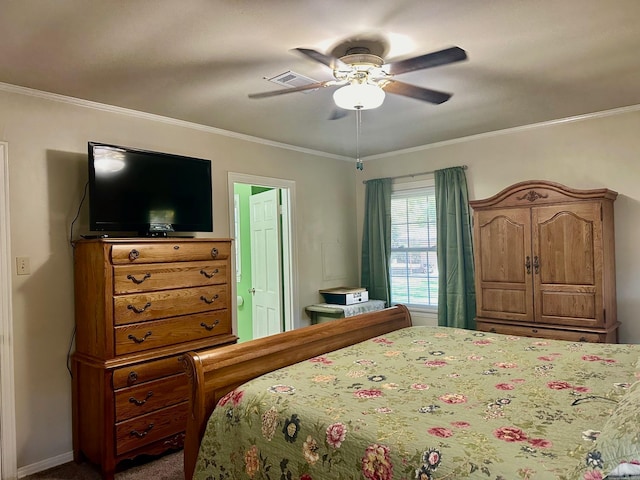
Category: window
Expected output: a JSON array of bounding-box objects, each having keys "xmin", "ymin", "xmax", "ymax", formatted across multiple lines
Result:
[{"xmin": 390, "ymin": 179, "xmax": 438, "ymax": 309}]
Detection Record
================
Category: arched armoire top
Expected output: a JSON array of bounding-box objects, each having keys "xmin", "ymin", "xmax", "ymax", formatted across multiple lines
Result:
[{"xmin": 469, "ymin": 180, "xmax": 617, "ymax": 210}]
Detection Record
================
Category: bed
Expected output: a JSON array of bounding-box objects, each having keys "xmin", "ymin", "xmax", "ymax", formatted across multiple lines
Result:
[{"xmin": 182, "ymin": 305, "xmax": 640, "ymax": 480}]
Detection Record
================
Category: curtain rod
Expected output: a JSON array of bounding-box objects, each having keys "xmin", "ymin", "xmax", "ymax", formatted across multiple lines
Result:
[{"xmin": 362, "ymin": 165, "xmax": 468, "ymax": 184}]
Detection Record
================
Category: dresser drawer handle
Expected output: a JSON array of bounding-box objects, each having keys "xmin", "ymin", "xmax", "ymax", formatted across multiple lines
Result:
[
  {"xmin": 129, "ymin": 391, "xmax": 153, "ymax": 406},
  {"xmin": 489, "ymin": 328, "xmax": 497, "ymax": 333},
  {"xmin": 127, "ymin": 273, "xmax": 151, "ymax": 284},
  {"xmin": 128, "ymin": 249, "xmax": 140, "ymax": 261},
  {"xmin": 200, "ymin": 320, "xmax": 220, "ymax": 331},
  {"xmin": 532, "ymin": 329, "xmax": 538, "ymax": 333},
  {"xmin": 210, "ymin": 247, "xmax": 219, "ymax": 258},
  {"xmin": 200, "ymin": 268, "xmax": 219, "ymax": 279},
  {"xmin": 200, "ymin": 294, "xmax": 219, "ymax": 304},
  {"xmin": 579, "ymin": 336, "xmax": 588, "ymax": 342},
  {"xmin": 127, "ymin": 302, "xmax": 152, "ymax": 314},
  {"xmin": 128, "ymin": 331, "xmax": 152, "ymax": 344},
  {"xmin": 130, "ymin": 423, "xmax": 154, "ymax": 438},
  {"xmin": 127, "ymin": 371, "xmax": 138, "ymax": 384}
]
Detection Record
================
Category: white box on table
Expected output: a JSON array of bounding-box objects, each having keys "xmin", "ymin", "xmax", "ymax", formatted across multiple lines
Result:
[{"xmin": 319, "ymin": 287, "xmax": 369, "ymax": 305}]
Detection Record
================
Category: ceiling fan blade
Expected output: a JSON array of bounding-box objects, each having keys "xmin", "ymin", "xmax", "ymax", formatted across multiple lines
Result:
[
  {"xmin": 328, "ymin": 108, "xmax": 348, "ymax": 120},
  {"xmin": 382, "ymin": 80, "xmax": 452, "ymax": 104},
  {"xmin": 386, "ymin": 46, "xmax": 467, "ymax": 75},
  {"xmin": 293, "ymin": 48, "xmax": 349, "ymax": 70},
  {"xmin": 248, "ymin": 80, "xmax": 338, "ymax": 99}
]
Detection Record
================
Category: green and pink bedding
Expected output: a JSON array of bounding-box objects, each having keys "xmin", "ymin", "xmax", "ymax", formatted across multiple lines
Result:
[{"xmin": 193, "ymin": 326, "xmax": 640, "ymax": 479}]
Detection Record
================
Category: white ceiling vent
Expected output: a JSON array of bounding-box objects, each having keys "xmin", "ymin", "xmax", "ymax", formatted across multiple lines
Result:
[{"xmin": 267, "ymin": 71, "xmax": 319, "ymax": 93}]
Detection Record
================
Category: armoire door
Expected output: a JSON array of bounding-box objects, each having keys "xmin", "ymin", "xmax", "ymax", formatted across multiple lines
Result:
[
  {"xmin": 473, "ymin": 207, "xmax": 534, "ymax": 322},
  {"xmin": 531, "ymin": 202, "xmax": 603, "ymax": 328}
]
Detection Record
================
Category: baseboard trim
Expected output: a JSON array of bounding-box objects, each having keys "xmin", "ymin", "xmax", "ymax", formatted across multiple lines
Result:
[{"xmin": 17, "ymin": 451, "xmax": 73, "ymax": 478}]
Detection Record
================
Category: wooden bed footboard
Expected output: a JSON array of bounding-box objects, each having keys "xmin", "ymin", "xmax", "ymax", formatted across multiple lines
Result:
[{"xmin": 181, "ymin": 304, "xmax": 412, "ymax": 479}]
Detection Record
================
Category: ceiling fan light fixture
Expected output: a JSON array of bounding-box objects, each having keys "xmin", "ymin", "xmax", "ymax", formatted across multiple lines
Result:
[{"xmin": 333, "ymin": 83, "xmax": 385, "ymax": 110}]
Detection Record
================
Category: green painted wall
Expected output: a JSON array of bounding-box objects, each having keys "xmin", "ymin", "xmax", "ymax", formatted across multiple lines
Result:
[
  {"xmin": 235, "ymin": 183, "xmax": 253, "ymax": 342},
  {"xmin": 252, "ymin": 186, "xmax": 271, "ymax": 195},
  {"xmin": 235, "ymin": 185, "xmax": 276, "ymax": 342}
]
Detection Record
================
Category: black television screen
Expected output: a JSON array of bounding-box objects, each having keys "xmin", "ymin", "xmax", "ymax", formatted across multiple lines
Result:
[{"xmin": 88, "ymin": 142, "xmax": 213, "ymax": 236}]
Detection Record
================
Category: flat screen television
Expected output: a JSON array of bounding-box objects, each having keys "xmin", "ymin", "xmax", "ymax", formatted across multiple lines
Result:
[{"xmin": 88, "ymin": 141, "xmax": 213, "ymax": 236}]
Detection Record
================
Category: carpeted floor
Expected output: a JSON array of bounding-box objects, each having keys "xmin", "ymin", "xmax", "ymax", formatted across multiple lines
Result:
[{"xmin": 22, "ymin": 450, "xmax": 183, "ymax": 480}]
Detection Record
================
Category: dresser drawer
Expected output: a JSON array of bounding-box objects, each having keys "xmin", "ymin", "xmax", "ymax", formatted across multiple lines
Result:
[
  {"xmin": 113, "ymin": 355, "xmax": 185, "ymax": 389},
  {"xmin": 115, "ymin": 373, "xmax": 188, "ymax": 421},
  {"xmin": 477, "ymin": 321, "xmax": 605, "ymax": 343},
  {"xmin": 111, "ymin": 241, "xmax": 230, "ymax": 264},
  {"xmin": 115, "ymin": 402, "xmax": 188, "ymax": 455},
  {"xmin": 113, "ymin": 260, "xmax": 228, "ymax": 294},
  {"xmin": 114, "ymin": 285, "xmax": 228, "ymax": 325},
  {"xmin": 115, "ymin": 310, "xmax": 231, "ymax": 354}
]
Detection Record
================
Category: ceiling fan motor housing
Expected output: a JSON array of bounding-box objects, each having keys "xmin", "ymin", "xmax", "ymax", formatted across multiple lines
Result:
[
  {"xmin": 339, "ymin": 53, "xmax": 384, "ymax": 67},
  {"xmin": 334, "ymin": 53, "xmax": 387, "ymax": 85}
]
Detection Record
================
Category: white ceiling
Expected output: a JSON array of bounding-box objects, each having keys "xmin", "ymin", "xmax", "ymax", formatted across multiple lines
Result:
[{"xmin": 2, "ymin": 0, "xmax": 640, "ymax": 159}]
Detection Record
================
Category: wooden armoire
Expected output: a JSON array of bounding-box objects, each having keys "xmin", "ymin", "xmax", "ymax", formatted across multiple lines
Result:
[{"xmin": 470, "ymin": 180, "xmax": 618, "ymax": 342}]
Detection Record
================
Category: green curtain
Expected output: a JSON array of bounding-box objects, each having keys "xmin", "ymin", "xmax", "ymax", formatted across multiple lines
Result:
[
  {"xmin": 435, "ymin": 167, "xmax": 476, "ymax": 328},
  {"xmin": 361, "ymin": 178, "xmax": 392, "ymax": 306}
]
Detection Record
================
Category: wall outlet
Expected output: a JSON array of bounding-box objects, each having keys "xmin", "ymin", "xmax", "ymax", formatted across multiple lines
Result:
[{"xmin": 16, "ymin": 256, "xmax": 30, "ymax": 275}]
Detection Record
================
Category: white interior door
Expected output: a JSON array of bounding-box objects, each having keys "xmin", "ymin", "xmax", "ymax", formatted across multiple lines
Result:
[{"xmin": 250, "ymin": 189, "xmax": 283, "ymax": 338}]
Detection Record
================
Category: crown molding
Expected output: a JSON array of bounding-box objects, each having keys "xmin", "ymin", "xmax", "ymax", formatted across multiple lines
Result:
[
  {"xmin": 363, "ymin": 103, "xmax": 640, "ymax": 161},
  {"xmin": 3, "ymin": 81, "xmax": 639, "ymax": 165},
  {"xmin": 0, "ymin": 82, "xmax": 352, "ymax": 162}
]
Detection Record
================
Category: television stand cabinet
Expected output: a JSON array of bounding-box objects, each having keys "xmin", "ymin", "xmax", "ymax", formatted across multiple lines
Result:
[{"xmin": 71, "ymin": 238, "xmax": 237, "ymax": 480}]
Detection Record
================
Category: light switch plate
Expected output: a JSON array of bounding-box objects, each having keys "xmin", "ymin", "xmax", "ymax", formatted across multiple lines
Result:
[{"xmin": 16, "ymin": 256, "xmax": 30, "ymax": 275}]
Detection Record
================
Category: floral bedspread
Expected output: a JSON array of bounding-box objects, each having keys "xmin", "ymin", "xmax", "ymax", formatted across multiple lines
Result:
[{"xmin": 193, "ymin": 326, "xmax": 640, "ymax": 480}]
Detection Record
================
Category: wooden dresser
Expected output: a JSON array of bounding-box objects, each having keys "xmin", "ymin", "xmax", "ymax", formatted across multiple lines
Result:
[
  {"xmin": 470, "ymin": 180, "xmax": 619, "ymax": 343},
  {"xmin": 71, "ymin": 238, "xmax": 237, "ymax": 479}
]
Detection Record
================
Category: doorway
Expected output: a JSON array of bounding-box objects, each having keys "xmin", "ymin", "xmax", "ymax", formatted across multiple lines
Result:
[
  {"xmin": 228, "ymin": 173, "xmax": 298, "ymax": 342},
  {"xmin": 0, "ymin": 141, "xmax": 17, "ymax": 479}
]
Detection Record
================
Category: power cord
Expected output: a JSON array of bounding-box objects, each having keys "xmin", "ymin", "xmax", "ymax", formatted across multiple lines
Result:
[
  {"xmin": 67, "ymin": 181, "xmax": 87, "ymax": 375},
  {"xmin": 67, "ymin": 325, "xmax": 76, "ymax": 377},
  {"xmin": 69, "ymin": 181, "xmax": 89, "ymax": 248}
]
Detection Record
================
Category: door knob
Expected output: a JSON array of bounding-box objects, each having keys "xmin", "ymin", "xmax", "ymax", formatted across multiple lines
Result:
[{"xmin": 248, "ymin": 288, "xmax": 255, "ymax": 294}]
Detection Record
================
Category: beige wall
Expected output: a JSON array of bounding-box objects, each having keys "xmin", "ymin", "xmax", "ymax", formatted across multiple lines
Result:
[
  {"xmin": 0, "ymin": 88, "xmax": 360, "ymax": 468},
  {"xmin": 357, "ymin": 107, "xmax": 640, "ymax": 344}
]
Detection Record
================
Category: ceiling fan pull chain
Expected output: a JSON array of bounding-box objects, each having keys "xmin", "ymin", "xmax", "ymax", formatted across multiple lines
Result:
[{"xmin": 355, "ymin": 108, "xmax": 363, "ymax": 171}]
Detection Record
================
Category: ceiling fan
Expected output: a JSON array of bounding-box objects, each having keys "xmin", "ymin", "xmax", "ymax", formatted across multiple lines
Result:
[{"xmin": 248, "ymin": 45, "xmax": 467, "ymax": 111}]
